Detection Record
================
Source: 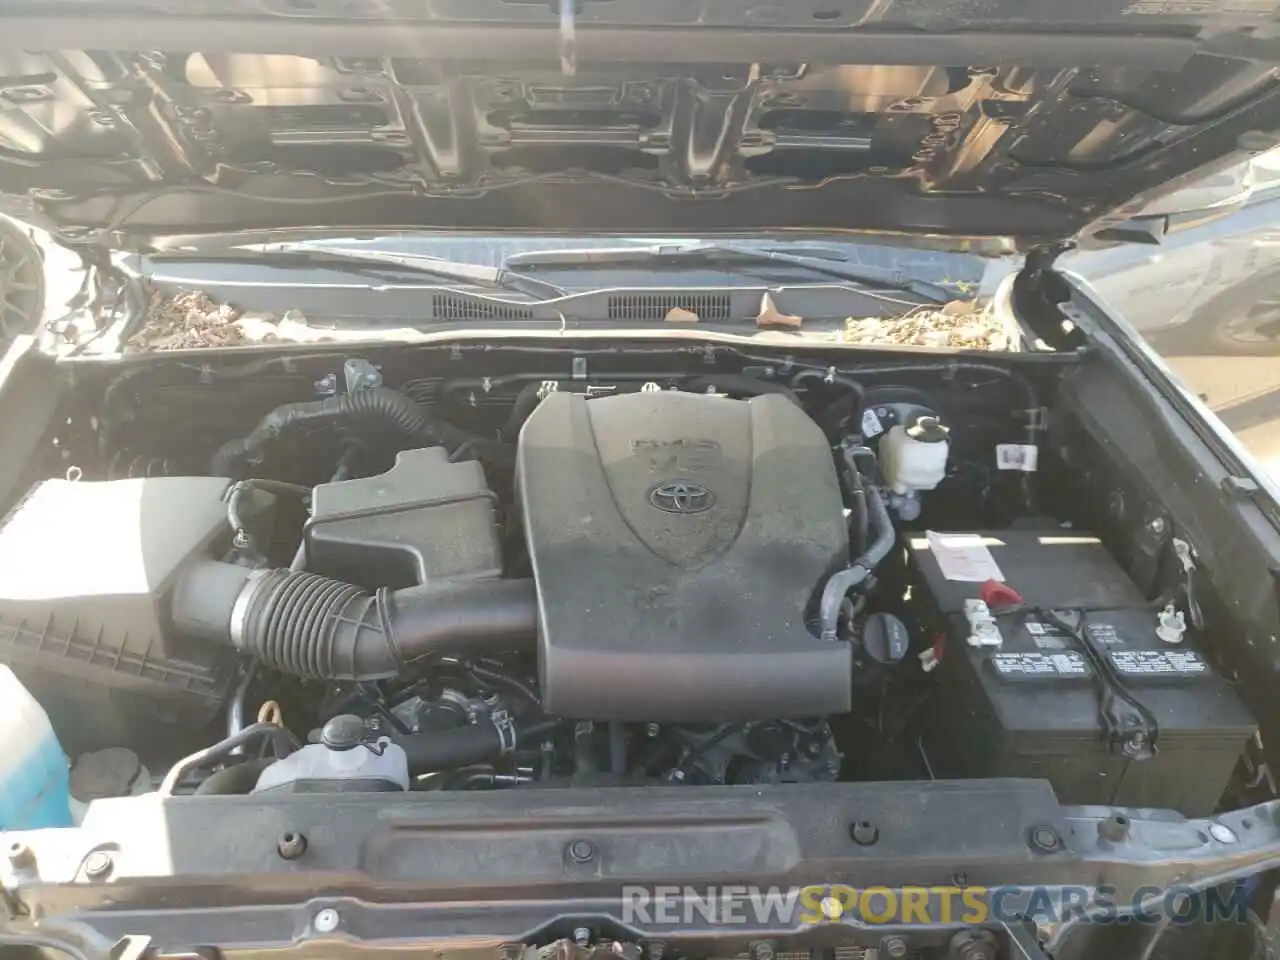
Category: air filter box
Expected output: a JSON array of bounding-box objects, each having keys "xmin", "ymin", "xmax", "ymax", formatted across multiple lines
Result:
[
  {"xmin": 306, "ymin": 447, "xmax": 501, "ymax": 590},
  {"xmin": 911, "ymin": 529, "xmax": 1256, "ymax": 816},
  {"xmin": 0, "ymin": 477, "xmax": 235, "ymax": 757}
]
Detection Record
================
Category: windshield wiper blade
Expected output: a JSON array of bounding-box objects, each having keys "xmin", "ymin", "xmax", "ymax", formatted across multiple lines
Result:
[
  {"xmin": 151, "ymin": 244, "xmax": 567, "ymax": 299},
  {"xmin": 504, "ymin": 243, "xmax": 953, "ymax": 304}
]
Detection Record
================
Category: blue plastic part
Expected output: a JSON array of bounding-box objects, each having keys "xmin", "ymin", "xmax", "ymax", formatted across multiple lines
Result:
[
  {"xmin": 0, "ymin": 666, "xmax": 72, "ymax": 830},
  {"xmin": 0, "ymin": 738, "xmax": 72, "ymax": 829}
]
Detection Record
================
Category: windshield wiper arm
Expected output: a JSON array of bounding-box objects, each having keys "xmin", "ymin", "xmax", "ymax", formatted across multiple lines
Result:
[
  {"xmin": 152, "ymin": 244, "xmax": 567, "ymax": 299},
  {"xmin": 504, "ymin": 243, "xmax": 953, "ymax": 303}
]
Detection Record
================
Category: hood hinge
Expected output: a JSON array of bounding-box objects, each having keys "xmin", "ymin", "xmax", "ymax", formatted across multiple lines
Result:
[
  {"xmin": 1024, "ymin": 239, "xmax": 1076, "ymax": 276},
  {"xmin": 1014, "ymin": 239, "xmax": 1085, "ymax": 351}
]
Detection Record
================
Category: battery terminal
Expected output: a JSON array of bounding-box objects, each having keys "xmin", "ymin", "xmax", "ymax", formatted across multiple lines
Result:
[
  {"xmin": 964, "ymin": 598, "xmax": 1003, "ymax": 647},
  {"xmin": 1156, "ymin": 603, "xmax": 1187, "ymax": 645}
]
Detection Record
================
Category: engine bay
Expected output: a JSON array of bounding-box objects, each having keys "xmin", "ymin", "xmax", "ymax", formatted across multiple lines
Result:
[{"xmin": 0, "ymin": 342, "xmax": 1258, "ymax": 813}]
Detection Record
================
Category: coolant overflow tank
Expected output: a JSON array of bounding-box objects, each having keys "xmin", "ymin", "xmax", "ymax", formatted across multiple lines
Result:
[{"xmin": 253, "ymin": 715, "xmax": 409, "ymax": 793}]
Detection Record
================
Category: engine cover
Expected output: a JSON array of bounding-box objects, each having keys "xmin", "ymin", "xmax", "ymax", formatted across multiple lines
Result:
[{"xmin": 517, "ymin": 390, "xmax": 851, "ymax": 721}]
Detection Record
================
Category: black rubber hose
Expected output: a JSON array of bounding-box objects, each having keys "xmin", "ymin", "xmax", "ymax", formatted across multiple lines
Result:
[
  {"xmin": 397, "ymin": 717, "xmax": 561, "ymax": 775},
  {"xmin": 790, "ymin": 368, "xmax": 865, "ymax": 410},
  {"xmin": 466, "ymin": 664, "xmax": 541, "ymax": 707},
  {"xmin": 225, "ymin": 478, "xmax": 311, "ymax": 550},
  {"xmin": 503, "ymin": 382, "xmax": 546, "ymax": 440},
  {"xmin": 792, "ymin": 369, "xmax": 867, "ymax": 438},
  {"xmin": 160, "ymin": 721, "xmax": 298, "ymax": 795},
  {"xmin": 194, "ymin": 758, "xmax": 273, "ymax": 795},
  {"xmin": 400, "ymin": 722, "xmax": 509, "ymax": 773},
  {"xmin": 172, "ymin": 561, "xmax": 539, "ymax": 681},
  {"xmin": 842, "ymin": 448, "xmax": 870, "ymax": 556},
  {"xmin": 212, "ymin": 387, "xmax": 439, "ymax": 476},
  {"xmin": 818, "ymin": 484, "xmax": 895, "ymax": 642}
]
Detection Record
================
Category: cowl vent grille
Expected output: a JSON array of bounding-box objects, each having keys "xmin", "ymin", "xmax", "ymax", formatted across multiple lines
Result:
[
  {"xmin": 431, "ymin": 294, "xmax": 534, "ymax": 322},
  {"xmin": 607, "ymin": 292, "xmax": 733, "ymax": 322}
]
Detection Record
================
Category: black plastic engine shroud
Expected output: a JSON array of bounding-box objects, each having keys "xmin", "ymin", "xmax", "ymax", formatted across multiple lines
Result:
[{"xmin": 517, "ymin": 391, "xmax": 851, "ymax": 721}]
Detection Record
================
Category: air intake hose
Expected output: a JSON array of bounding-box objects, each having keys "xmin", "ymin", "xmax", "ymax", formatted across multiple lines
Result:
[
  {"xmin": 172, "ymin": 561, "xmax": 538, "ymax": 680},
  {"xmin": 211, "ymin": 387, "xmax": 441, "ymax": 477}
]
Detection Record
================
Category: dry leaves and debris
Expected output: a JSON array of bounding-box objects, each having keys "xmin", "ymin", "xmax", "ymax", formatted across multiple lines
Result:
[
  {"xmin": 844, "ymin": 300, "xmax": 1012, "ymax": 350},
  {"xmin": 128, "ymin": 289, "xmax": 249, "ymax": 351},
  {"xmin": 128, "ymin": 287, "xmax": 1011, "ymax": 352},
  {"xmin": 128, "ymin": 289, "xmax": 325, "ymax": 351}
]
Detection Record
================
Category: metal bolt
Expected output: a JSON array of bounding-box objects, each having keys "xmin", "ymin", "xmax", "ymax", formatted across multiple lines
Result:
[
  {"xmin": 7, "ymin": 842, "xmax": 33, "ymax": 868},
  {"xmin": 314, "ymin": 909, "xmax": 340, "ymax": 933},
  {"xmin": 568, "ymin": 838, "xmax": 596, "ymax": 863},
  {"xmin": 949, "ymin": 930, "xmax": 997, "ymax": 960},
  {"xmin": 277, "ymin": 831, "xmax": 308, "ymax": 860},
  {"xmin": 849, "ymin": 820, "xmax": 879, "ymax": 845},
  {"xmin": 1028, "ymin": 824, "xmax": 1063, "ymax": 853},
  {"xmin": 1209, "ymin": 822, "xmax": 1238, "ymax": 844},
  {"xmin": 752, "ymin": 942, "xmax": 775, "ymax": 960},
  {"xmin": 84, "ymin": 850, "xmax": 113, "ymax": 880},
  {"xmin": 574, "ymin": 928, "xmax": 591, "ymax": 947},
  {"xmin": 646, "ymin": 722, "xmax": 660, "ymax": 738},
  {"xmin": 1147, "ymin": 516, "xmax": 1167, "ymax": 535},
  {"xmin": 881, "ymin": 936, "xmax": 908, "ymax": 959}
]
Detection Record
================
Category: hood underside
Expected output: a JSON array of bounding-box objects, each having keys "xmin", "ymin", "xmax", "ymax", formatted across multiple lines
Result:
[{"xmin": 2, "ymin": 1, "xmax": 1280, "ymax": 247}]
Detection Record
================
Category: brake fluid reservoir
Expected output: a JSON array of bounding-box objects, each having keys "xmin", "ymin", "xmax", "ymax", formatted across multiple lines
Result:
[
  {"xmin": 0, "ymin": 666, "xmax": 73, "ymax": 829},
  {"xmin": 882, "ymin": 415, "xmax": 950, "ymax": 494}
]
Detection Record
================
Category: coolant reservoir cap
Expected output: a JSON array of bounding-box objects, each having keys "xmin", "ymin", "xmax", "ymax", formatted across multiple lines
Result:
[
  {"xmin": 70, "ymin": 747, "xmax": 142, "ymax": 801},
  {"xmin": 320, "ymin": 714, "xmax": 370, "ymax": 752},
  {"xmin": 905, "ymin": 415, "xmax": 949, "ymax": 443}
]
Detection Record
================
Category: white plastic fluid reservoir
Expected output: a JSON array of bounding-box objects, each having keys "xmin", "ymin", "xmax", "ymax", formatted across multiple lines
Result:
[
  {"xmin": 252, "ymin": 742, "xmax": 410, "ymax": 793},
  {"xmin": 253, "ymin": 715, "xmax": 409, "ymax": 793},
  {"xmin": 0, "ymin": 666, "xmax": 73, "ymax": 829},
  {"xmin": 881, "ymin": 415, "xmax": 950, "ymax": 495}
]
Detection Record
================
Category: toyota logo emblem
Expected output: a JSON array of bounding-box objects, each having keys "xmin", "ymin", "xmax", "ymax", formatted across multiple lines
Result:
[{"xmin": 649, "ymin": 481, "xmax": 714, "ymax": 514}]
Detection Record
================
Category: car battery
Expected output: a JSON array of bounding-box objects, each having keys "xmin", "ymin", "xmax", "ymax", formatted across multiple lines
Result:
[{"xmin": 909, "ymin": 529, "xmax": 1255, "ymax": 816}]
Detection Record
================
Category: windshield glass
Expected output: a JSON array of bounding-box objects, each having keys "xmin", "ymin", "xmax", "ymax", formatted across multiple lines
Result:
[{"xmin": 98, "ymin": 234, "xmax": 1004, "ymax": 353}]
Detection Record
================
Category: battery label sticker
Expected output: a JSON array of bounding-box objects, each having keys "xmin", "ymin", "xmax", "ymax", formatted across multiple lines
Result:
[
  {"xmin": 1024, "ymin": 619, "xmax": 1069, "ymax": 649},
  {"xmin": 926, "ymin": 531, "xmax": 1006, "ymax": 582},
  {"xmin": 990, "ymin": 651, "xmax": 1090, "ymax": 681},
  {"xmin": 1085, "ymin": 622, "xmax": 1125, "ymax": 646},
  {"xmin": 1108, "ymin": 649, "xmax": 1208, "ymax": 678}
]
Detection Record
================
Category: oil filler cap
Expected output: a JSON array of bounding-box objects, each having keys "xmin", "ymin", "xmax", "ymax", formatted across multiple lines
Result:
[{"xmin": 862, "ymin": 613, "xmax": 910, "ymax": 664}]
